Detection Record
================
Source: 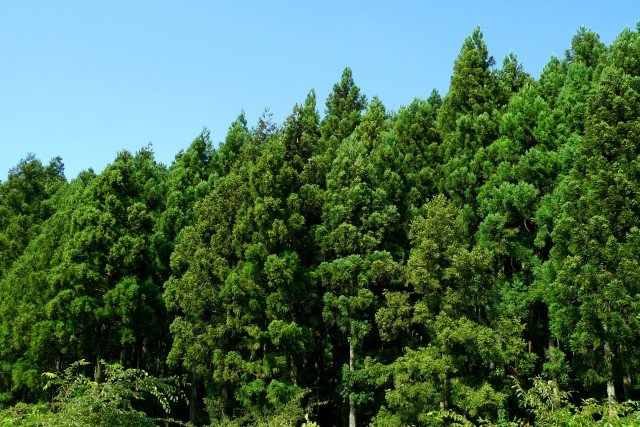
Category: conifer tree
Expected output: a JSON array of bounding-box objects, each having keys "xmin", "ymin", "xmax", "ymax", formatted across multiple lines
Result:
[
  {"xmin": 373, "ymin": 195, "xmax": 523, "ymax": 425},
  {"xmin": 546, "ymin": 60, "xmax": 640, "ymax": 402},
  {"xmin": 165, "ymin": 98, "xmax": 320, "ymax": 423},
  {"xmin": 309, "ymin": 67, "xmax": 367, "ymax": 189},
  {"xmin": 0, "ymin": 175, "xmax": 85, "ymax": 402},
  {"xmin": 45, "ymin": 148, "xmax": 167, "ymax": 381},
  {"xmin": 437, "ymin": 27, "xmax": 499, "ymax": 211},
  {"xmin": 390, "ymin": 90, "xmax": 442, "ymax": 214},
  {"xmin": 0, "ymin": 156, "xmax": 66, "ymax": 280},
  {"xmin": 314, "ymin": 97, "xmax": 402, "ymax": 426}
]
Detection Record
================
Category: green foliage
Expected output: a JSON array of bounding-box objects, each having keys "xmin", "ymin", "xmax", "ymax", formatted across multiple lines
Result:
[
  {"xmin": 0, "ymin": 155, "xmax": 66, "ymax": 279},
  {"xmin": 509, "ymin": 377, "xmax": 640, "ymax": 427},
  {"xmin": 2, "ymin": 23, "xmax": 640, "ymax": 427},
  {"xmin": 321, "ymin": 67, "xmax": 368, "ymax": 144},
  {"xmin": 0, "ymin": 360, "xmax": 184, "ymax": 426},
  {"xmin": 437, "ymin": 27, "xmax": 502, "ymax": 210},
  {"xmin": 206, "ymin": 389, "xmax": 313, "ymax": 427},
  {"xmin": 545, "ymin": 49, "xmax": 640, "ymax": 398}
]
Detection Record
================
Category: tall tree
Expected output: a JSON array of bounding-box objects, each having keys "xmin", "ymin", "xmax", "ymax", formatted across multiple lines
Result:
[
  {"xmin": 165, "ymin": 96, "xmax": 320, "ymax": 424},
  {"xmin": 0, "ymin": 155, "xmax": 66, "ymax": 280},
  {"xmin": 389, "ymin": 90, "xmax": 442, "ymax": 215},
  {"xmin": 0, "ymin": 167, "xmax": 95, "ymax": 403},
  {"xmin": 314, "ymin": 97, "xmax": 403, "ymax": 426},
  {"xmin": 44, "ymin": 148, "xmax": 167, "ymax": 381},
  {"xmin": 154, "ymin": 130, "xmax": 216, "ymax": 283},
  {"xmin": 437, "ymin": 27, "xmax": 499, "ymax": 212},
  {"xmin": 320, "ymin": 67, "xmax": 368, "ymax": 146},
  {"xmin": 308, "ymin": 67, "xmax": 368, "ymax": 190},
  {"xmin": 474, "ymin": 81, "xmax": 563, "ymax": 365},
  {"xmin": 373, "ymin": 195, "xmax": 525, "ymax": 425},
  {"xmin": 545, "ymin": 62, "xmax": 640, "ymax": 403}
]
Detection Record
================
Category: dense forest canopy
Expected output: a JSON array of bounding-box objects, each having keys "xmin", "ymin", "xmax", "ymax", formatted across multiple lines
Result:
[{"xmin": 2, "ymin": 24, "xmax": 640, "ymax": 426}]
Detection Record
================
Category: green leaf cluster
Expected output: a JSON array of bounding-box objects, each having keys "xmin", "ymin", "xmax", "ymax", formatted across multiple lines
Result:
[{"xmin": 2, "ymin": 23, "xmax": 640, "ymax": 427}]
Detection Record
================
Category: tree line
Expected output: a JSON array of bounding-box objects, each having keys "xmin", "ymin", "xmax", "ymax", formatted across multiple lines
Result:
[{"xmin": 1, "ymin": 25, "xmax": 640, "ymax": 426}]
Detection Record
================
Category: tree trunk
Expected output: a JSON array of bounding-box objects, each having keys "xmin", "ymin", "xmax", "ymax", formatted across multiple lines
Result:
[
  {"xmin": 606, "ymin": 377, "xmax": 616, "ymax": 411},
  {"xmin": 189, "ymin": 368, "xmax": 199, "ymax": 424},
  {"xmin": 606, "ymin": 372, "xmax": 616, "ymax": 400},
  {"xmin": 603, "ymin": 329, "xmax": 616, "ymax": 414},
  {"xmin": 94, "ymin": 355, "xmax": 102, "ymax": 382},
  {"xmin": 349, "ymin": 343, "xmax": 356, "ymax": 427},
  {"xmin": 135, "ymin": 337, "xmax": 144, "ymax": 369},
  {"xmin": 221, "ymin": 385, "xmax": 229, "ymax": 419},
  {"xmin": 94, "ymin": 323, "xmax": 107, "ymax": 382},
  {"xmin": 623, "ymin": 374, "xmax": 632, "ymax": 401},
  {"xmin": 120, "ymin": 348, "xmax": 127, "ymax": 367},
  {"xmin": 290, "ymin": 353, "xmax": 297, "ymax": 383}
]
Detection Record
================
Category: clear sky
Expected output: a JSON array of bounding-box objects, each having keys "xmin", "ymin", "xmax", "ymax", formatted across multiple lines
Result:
[{"xmin": 1, "ymin": 1, "xmax": 638, "ymax": 180}]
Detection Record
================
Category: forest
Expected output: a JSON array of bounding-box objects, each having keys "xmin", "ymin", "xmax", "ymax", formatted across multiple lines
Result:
[{"xmin": 1, "ymin": 24, "xmax": 640, "ymax": 426}]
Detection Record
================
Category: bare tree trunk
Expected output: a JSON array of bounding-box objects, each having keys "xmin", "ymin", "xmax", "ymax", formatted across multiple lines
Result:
[
  {"xmin": 603, "ymin": 322, "xmax": 616, "ymax": 414},
  {"xmin": 606, "ymin": 375, "xmax": 616, "ymax": 401},
  {"xmin": 623, "ymin": 374, "xmax": 632, "ymax": 401},
  {"xmin": 349, "ymin": 343, "xmax": 356, "ymax": 427},
  {"xmin": 290, "ymin": 353, "xmax": 297, "ymax": 383},
  {"xmin": 221, "ymin": 385, "xmax": 229, "ymax": 419},
  {"xmin": 94, "ymin": 355, "xmax": 102, "ymax": 382},
  {"xmin": 607, "ymin": 376, "xmax": 616, "ymax": 412},
  {"xmin": 189, "ymin": 368, "xmax": 199, "ymax": 424},
  {"xmin": 135, "ymin": 337, "xmax": 144, "ymax": 370},
  {"xmin": 94, "ymin": 323, "xmax": 107, "ymax": 382}
]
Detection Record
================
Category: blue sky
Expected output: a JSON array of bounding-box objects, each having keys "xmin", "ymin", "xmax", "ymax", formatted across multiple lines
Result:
[{"xmin": 1, "ymin": 1, "xmax": 638, "ymax": 180}]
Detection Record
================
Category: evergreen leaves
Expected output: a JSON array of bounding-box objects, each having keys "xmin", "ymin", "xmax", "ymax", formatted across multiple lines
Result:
[{"xmin": 1, "ymin": 25, "xmax": 640, "ymax": 426}]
